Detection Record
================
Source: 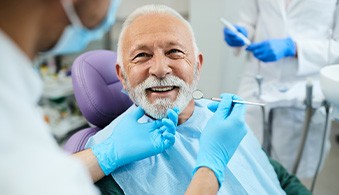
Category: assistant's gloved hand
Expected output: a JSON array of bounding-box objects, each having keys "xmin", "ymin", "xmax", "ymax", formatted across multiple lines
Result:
[
  {"xmin": 246, "ymin": 37, "xmax": 296, "ymax": 62},
  {"xmin": 91, "ymin": 107, "xmax": 178, "ymax": 175},
  {"xmin": 223, "ymin": 25, "xmax": 248, "ymax": 47},
  {"xmin": 194, "ymin": 94, "xmax": 247, "ymax": 187}
]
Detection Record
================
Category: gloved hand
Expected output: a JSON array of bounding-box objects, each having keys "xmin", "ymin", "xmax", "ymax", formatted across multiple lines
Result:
[
  {"xmin": 194, "ymin": 94, "xmax": 247, "ymax": 186},
  {"xmin": 91, "ymin": 107, "xmax": 178, "ymax": 175},
  {"xmin": 223, "ymin": 25, "xmax": 248, "ymax": 47},
  {"xmin": 246, "ymin": 37, "xmax": 296, "ymax": 62}
]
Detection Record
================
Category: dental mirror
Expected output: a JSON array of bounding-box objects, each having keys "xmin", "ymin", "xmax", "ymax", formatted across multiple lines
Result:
[
  {"xmin": 192, "ymin": 89, "xmax": 265, "ymax": 107},
  {"xmin": 192, "ymin": 89, "xmax": 204, "ymax": 100}
]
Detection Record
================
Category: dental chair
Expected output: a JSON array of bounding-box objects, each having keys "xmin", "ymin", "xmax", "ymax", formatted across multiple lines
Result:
[
  {"xmin": 63, "ymin": 50, "xmax": 132, "ymax": 154},
  {"xmin": 63, "ymin": 49, "xmax": 131, "ymax": 194},
  {"xmin": 64, "ymin": 50, "xmax": 310, "ymax": 195}
]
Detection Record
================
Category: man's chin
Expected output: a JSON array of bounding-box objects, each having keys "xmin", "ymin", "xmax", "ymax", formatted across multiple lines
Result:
[
  {"xmin": 142, "ymin": 102, "xmax": 173, "ymax": 119},
  {"xmin": 143, "ymin": 109, "xmax": 167, "ymax": 120}
]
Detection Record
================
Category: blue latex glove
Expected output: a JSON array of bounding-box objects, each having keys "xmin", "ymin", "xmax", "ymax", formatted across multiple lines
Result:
[
  {"xmin": 246, "ymin": 37, "xmax": 296, "ymax": 62},
  {"xmin": 91, "ymin": 107, "xmax": 178, "ymax": 175},
  {"xmin": 223, "ymin": 25, "xmax": 248, "ymax": 47},
  {"xmin": 194, "ymin": 94, "xmax": 247, "ymax": 186}
]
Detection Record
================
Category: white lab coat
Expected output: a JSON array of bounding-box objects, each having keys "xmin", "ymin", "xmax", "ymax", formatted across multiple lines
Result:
[
  {"xmin": 0, "ymin": 31, "xmax": 99, "ymax": 194},
  {"xmin": 236, "ymin": 0, "xmax": 339, "ymax": 178}
]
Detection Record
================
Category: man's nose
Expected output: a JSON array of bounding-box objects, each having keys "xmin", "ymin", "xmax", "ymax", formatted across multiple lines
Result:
[{"xmin": 149, "ymin": 55, "xmax": 172, "ymax": 78}]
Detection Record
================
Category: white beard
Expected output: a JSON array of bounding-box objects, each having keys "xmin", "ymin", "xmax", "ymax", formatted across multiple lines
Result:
[{"xmin": 125, "ymin": 72, "xmax": 199, "ymax": 119}]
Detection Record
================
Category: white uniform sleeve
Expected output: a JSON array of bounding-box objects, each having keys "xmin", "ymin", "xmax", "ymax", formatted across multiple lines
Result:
[
  {"xmin": 295, "ymin": 2, "xmax": 339, "ymax": 75},
  {"xmin": 0, "ymin": 93, "xmax": 100, "ymax": 195}
]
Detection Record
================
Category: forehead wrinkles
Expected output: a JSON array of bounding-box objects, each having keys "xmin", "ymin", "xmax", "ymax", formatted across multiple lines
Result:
[{"xmin": 122, "ymin": 13, "xmax": 194, "ymax": 51}]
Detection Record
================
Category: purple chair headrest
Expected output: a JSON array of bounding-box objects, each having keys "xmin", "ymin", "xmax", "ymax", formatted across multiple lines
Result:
[{"xmin": 72, "ymin": 50, "xmax": 133, "ymax": 128}]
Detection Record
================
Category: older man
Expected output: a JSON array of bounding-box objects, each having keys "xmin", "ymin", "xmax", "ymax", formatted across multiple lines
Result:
[{"xmin": 86, "ymin": 4, "xmax": 285, "ymax": 194}]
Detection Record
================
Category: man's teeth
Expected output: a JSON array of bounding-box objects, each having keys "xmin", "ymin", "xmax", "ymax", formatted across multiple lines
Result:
[{"xmin": 151, "ymin": 86, "xmax": 174, "ymax": 92}]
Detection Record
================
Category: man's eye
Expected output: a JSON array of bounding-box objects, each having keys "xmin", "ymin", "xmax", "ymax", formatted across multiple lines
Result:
[
  {"xmin": 135, "ymin": 53, "xmax": 149, "ymax": 58},
  {"xmin": 167, "ymin": 49, "xmax": 181, "ymax": 54},
  {"xmin": 166, "ymin": 49, "xmax": 184, "ymax": 59},
  {"xmin": 132, "ymin": 53, "xmax": 151, "ymax": 62}
]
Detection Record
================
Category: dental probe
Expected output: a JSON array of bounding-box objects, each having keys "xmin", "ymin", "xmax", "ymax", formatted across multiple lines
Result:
[
  {"xmin": 192, "ymin": 90, "xmax": 265, "ymax": 107},
  {"xmin": 211, "ymin": 97, "xmax": 265, "ymax": 107}
]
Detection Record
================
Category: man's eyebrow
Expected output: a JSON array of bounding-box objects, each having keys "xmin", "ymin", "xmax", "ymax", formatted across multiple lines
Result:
[
  {"xmin": 132, "ymin": 44, "xmax": 149, "ymax": 51},
  {"xmin": 129, "ymin": 44, "xmax": 149, "ymax": 56},
  {"xmin": 128, "ymin": 41, "xmax": 187, "ymax": 56},
  {"xmin": 167, "ymin": 41, "xmax": 185, "ymax": 48}
]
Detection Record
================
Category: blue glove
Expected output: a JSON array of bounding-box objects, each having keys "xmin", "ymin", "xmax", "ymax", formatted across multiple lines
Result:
[
  {"xmin": 223, "ymin": 25, "xmax": 248, "ymax": 47},
  {"xmin": 246, "ymin": 37, "xmax": 296, "ymax": 62},
  {"xmin": 194, "ymin": 94, "xmax": 247, "ymax": 186},
  {"xmin": 91, "ymin": 107, "xmax": 178, "ymax": 175}
]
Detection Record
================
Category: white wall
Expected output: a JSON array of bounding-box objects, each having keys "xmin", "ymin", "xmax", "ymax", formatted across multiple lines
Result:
[
  {"xmin": 190, "ymin": 0, "xmax": 247, "ymax": 97},
  {"xmin": 116, "ymin": 0, "xmax": 189, "ymax": 18}
]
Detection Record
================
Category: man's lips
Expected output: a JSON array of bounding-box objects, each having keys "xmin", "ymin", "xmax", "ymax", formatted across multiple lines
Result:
[{"xmin": 147, "ymin": 86, "xmax": 178, "ymax": 92}]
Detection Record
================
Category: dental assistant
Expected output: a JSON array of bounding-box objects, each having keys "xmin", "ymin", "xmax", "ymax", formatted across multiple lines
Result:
[{"xmin": 224, "ymin": 0, "xmax": 339, "ymax": 178}]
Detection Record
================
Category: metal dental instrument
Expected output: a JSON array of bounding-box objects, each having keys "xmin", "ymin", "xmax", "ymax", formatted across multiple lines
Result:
[{"xmin": 192, "ymin": 90, "xmax": 265, "ymax": 107}]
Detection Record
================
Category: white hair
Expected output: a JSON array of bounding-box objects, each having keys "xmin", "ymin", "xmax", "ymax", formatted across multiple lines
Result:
[{"xmin": 116, "ymin": 4, "xmax": 199, "ymax": 69}]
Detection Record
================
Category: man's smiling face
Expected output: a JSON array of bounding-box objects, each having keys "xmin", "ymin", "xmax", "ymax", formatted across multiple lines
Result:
[{"xmin": 117, "ymin": 13, "xmax": 202, "ymax": 119}]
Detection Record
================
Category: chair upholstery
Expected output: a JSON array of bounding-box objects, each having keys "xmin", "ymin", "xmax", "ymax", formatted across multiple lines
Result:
[
  {"xmin": 63, "ymin": 50, "xmax": 133, "ymax": 153},
  {"xmin": 63, "ymin": 127, "xmax": 100, "ymax": 153}
]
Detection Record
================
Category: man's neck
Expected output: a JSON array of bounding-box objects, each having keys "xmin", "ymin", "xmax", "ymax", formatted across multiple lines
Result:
[{"xmin": 178, "ymin": 100, "xmax": 195, "ymax": 125}]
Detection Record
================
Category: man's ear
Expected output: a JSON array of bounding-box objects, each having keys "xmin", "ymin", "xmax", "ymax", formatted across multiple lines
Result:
[
  {"xmin": 116, "ymin": 63, "xmax": 127, "ymax": 89},
  {"xmin": 197, "ymin": 53, "xmax": 204, "ymax": 74}
]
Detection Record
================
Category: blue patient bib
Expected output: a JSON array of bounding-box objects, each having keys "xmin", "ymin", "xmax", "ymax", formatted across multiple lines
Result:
[{"xmin": 86, "ymin": 100, "xmax": 285, "ymax": 195}]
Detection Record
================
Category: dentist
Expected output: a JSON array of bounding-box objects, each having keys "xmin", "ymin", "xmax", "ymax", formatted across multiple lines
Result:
[{"xmin": 0, "ymin": 0, "xmax": 178, "ymax": 194}]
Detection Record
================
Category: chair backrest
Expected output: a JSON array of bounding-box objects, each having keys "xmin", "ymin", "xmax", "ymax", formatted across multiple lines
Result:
[{"xmin": 63, "ymin": 50, "xmax": 133, "ymax": 153}]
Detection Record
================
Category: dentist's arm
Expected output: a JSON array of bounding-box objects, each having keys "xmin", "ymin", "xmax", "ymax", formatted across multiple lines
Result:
[
  {"xmin": 186, "ymin": 167, "xmax": 219, "ymax": 195},
  {"xmin": 73, "ymin": 148, "xmax": 106, "ymax": 182},
  {"xmin": 186, "ymin": 94, "xmax": 247, "ymax": 194},
  {"xmin": 74, "ymin": 107, "xmax": 178, "ymax": 182}
]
